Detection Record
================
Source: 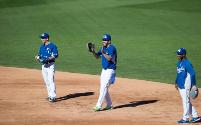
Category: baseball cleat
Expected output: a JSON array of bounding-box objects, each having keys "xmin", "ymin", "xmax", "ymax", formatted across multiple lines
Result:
[
  {"xmin": 93, "ymin": 106, "xmax": 101, "ymax": 112},
  {"xmin": 103, "ymin": 106, "xmax": 113, "ymax": 110},
  {"xmin": 49, "ymin": 98, "xmax": 57, "ymax": 103},
  {"xmin": 177, "ymin": 119, "xmax": 189, "ymax": 124},
  {"xmin": 191, "ymin": 117, "xmax": 201, "ymax": 123}
]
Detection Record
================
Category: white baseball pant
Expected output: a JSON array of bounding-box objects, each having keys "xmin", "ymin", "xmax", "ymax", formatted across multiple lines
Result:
[
  {"xmin": 42, "ymin": 62, "xmax": 56, "ymax": 99},
  {"xmin": 178, "ymin": 73, "xmax": 198, "ymax": 120},
  {"xmin": 96, "ymin": 69, "xmax": 116, "ymax": 108}
]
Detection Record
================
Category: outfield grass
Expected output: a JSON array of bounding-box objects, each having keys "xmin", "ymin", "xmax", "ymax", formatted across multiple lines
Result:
[{"xmin": 0, "ymin": 0, "xmax": 201, "ymax": 86}]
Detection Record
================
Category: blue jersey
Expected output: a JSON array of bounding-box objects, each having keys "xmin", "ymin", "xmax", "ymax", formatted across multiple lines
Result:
[
  {"xmin": 175, "ymin": 59, "xmax": 196, "ymax": 89},
  {"xmin": 38, "ymin": 42, "xmax": 58, "ymax": 61},
  {"xmin": 97, "ymin": 44, "xmax": 117, "ymax": 70}
]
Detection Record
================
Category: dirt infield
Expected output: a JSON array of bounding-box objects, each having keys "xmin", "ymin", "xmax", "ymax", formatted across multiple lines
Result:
[{"xmin": 0, "ymin": 66, "xmax": 201, "ymax": 125}]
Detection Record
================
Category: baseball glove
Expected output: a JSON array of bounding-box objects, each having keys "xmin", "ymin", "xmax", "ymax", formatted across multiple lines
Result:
[
  {"xmin": 87, "ymin": 42, "xmax": 95, "ymax": 53},
  {"xmin": 190, "ymin": 85, "xmax": 199, "ymax": 99}
]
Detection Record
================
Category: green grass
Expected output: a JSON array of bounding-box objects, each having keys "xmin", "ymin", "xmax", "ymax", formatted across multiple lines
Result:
[{"xmin": 0, "ymin": 0, "xmax": 201, "ymax": 86}]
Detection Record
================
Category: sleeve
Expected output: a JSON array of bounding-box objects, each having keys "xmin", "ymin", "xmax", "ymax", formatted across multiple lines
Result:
[
  {"xmin": 38, "ymin": 46, "xmax": 42, "ymax": 57},
  {"xmin": 97, "ymin": 48, "xmax": 102, "ymax": 56},
  {"xmin": 107, "ymin": 46, "xmax": 115, "ymax": 58},
  {"xmin": 175, "ymin": 63, "xmax": 179, "ymax": 84},
  {"xmin": 184, "ymin": 61, "xmax": 196, "ymax": 86},
  {"xmin": 108, "ymin": 46, "xmax": 117, "ymax": 63},
  {"xmin": 52, "ymin": 44, "xmax": 59, "ymax": 58}
]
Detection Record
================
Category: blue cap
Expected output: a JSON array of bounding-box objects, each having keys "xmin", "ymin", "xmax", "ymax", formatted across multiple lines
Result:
[
  {"xmin": 102, "ymin": 34, "xmax": 111, "ymax": 41},
  {"xmin": 177, "ymin": 48, "xmax": 186, "ymax": 55},
  {"xmin": 40, "ymin": 32, "xmax": 49, "ymax": 39}
]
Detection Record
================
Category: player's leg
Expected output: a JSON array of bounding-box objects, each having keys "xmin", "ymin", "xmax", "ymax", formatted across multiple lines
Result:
[
  {"xmin": 178, "ymin": 73, "xmax": 191, "ymax": 122},
  {"xmin": 180, "ymin": 88, "xmax": 200, "ymax": 123},
  {"xmin": 95, "ymin": 69, "xmax": 114, "ymax": 109},
  {"xmin": 191, "ymin": 106, "xmax": 201, "ymax": 123},
  {"xmin": 179, "ymin": 89, "xmax": 190, "ymax": 121},
  {"xmin": 42, "ymin": 65, "xmax": 51, "ymax": 98},
  {"xmin": 188, "ymin": 89, "xmax": 199, "ymax": 122},
  {"xmin": 95, "ymin": 69, "xmax": 109, "ymax": 109},
  {"xmin": 105, "ymin": 89, "xmax": 112, "ymax": 107},
  {"xmin": 184, "ymin": 73, "xmax": 199, "ymax": 119},
  {"xmin": 105, "ymin": 69, "xmax": 115, "ymax": 107},
  {"xmin": 47, "ymin": 63, "xmax": 56, "ymax": 100},
  {"xmin": 191, "ymin": 106, "xmax": 198, "ymax": 118}
]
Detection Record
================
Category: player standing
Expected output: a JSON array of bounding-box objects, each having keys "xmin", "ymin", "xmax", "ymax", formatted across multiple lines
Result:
[
  {"xmin": 175, "ymin": 48, "xmax": 200, "ymax": 123},
  {"xmin": 35, "ymin": 32, "xmax": 59, "ymax": 103},
  {"xmin": 91, "ymin": 34, "xmax": 117, "ymax": 111}
]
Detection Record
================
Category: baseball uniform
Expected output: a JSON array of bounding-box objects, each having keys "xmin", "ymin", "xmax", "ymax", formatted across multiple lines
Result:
[
  {"xmin": 37, "ymin": 33, "xmax": 58, "ymax": 102},
  {"xmin": 176, "ymin": 48, "xmax": 200, "ymax": 123},
  {"xmin": 93, "ymin": 34, "xmax": 117, "ymax": 111}
]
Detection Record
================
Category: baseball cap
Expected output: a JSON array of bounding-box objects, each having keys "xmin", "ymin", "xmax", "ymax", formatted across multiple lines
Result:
[
  {"xmin": 177, "ymin": 48, "xmax": 186, "ymax": 55},
  {"xmin": 40, "ymin": 32, "xmax": 49, "ymax": 39},
  {"xmin": 102, "ymin": 34, "xmax": 111, "ymax": 41}
]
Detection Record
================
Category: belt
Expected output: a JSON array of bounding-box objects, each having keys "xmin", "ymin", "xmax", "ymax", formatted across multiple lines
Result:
[
  {"xmin": 103, "ymin": 68, "xmax": 115, "ymax": 70},
  {"xmin": 43, "ymin": 60, "xmax": 55, "ymax": 65}
]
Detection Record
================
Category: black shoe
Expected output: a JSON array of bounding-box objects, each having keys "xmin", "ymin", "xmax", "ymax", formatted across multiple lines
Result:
[
  {"xmin": 102, "ymin": 106, "xmax": 113, "ymax": 110},
  {"xmin": 49, "ymin": 98, "xmax": 57, "ymax": 103},
  {"xmin": 177, "ymin": 119, "xmax": 189, "ymax": 124},
  {"xmin": 191, "ymin": 117, "xmax": 201, "ymax": 123}
]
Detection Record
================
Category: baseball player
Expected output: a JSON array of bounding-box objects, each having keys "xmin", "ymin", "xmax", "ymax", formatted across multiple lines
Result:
[
  {"xmin": 35, "ymin": 32, "xmax": 59, "ymax": 103},
  {"xmin": 91, "ymin": 34, "xmax": 117, "ymax": 111},
  {"xmin": 175, "ymin": 48, "xmax": 200, "ymax": 123}
]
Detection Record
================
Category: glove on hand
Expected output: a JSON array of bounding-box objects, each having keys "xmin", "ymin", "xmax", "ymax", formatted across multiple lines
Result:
[
  {"xmin": 87, "ymin": 42, "xmax": 95, "ymax": 53},
  {"xmin": 190, "ymin": 85, "xmax": 199, "ymax": 99}
]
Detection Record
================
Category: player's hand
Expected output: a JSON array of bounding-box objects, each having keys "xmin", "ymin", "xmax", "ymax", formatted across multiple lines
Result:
[
  {"xmin": 101, "ymin": 47, "xmax": 106, "ymax": 54},
  {"xmin": 35, "ymin": 55, "xmax": 40, "ymax": 60},
  {"xmin": 48, "ymin": 56, "xmax": 55, "ymax": 61},
  {"xmin": 175, "ymin": 83, "xmax": 178, "ymax": 90}
]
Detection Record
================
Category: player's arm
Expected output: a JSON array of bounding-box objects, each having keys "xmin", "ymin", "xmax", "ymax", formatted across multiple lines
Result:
[
  {"xmin": 184, "ymin": 62, "xmax": 196, "ymax": 86},
  {"xmin": 35, "ymin": 46, "xmax": 42, "ymax": 60},
  {"xmin": 92, "ymin": 49, "xmax": 101, "ymax": 59},
  {"xmin": 175, "ymin": 75, "xmax": 179, "ymax": 90},
  {"xmin": 101, "ymin": 47, "xmax": 114, "ymax": 61},
  {"xmin": 102, "ymin": 52, "xmax": 112, "ymax": 61},
  {"xmin": 49, "ymin": 44, "xmax": 58, "ymax": 61}
]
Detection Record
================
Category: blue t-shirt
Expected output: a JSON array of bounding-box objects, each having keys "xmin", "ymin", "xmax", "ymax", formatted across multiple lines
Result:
[
  {"xmin": 97, "ymin": 44, "xmax": 117, "ymax": 70},
  {"xmin": 175, "ymin": 59, "xmax": 196, "ymax": 89},
  {"xmin": 38, "ymin": 42, "xmax": 58, "ymax": 61}
]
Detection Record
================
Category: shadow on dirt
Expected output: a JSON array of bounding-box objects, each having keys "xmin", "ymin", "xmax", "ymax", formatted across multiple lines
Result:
[
  {"xmin": 56, "ymin": 92, "xmax": 94, "ymax": 101},
  {"xmin": 113, "ymin": 99, "xmax": 158, "ymax": 109}
]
